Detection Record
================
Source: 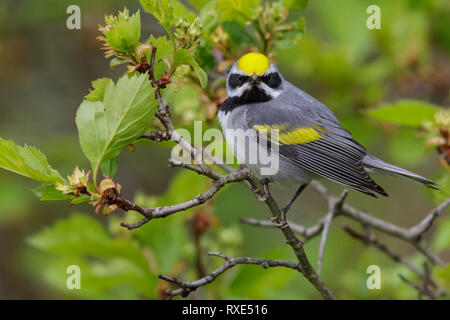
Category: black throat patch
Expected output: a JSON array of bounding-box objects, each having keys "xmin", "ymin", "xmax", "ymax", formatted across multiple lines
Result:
[{"xmin": 220, "ymin": 86, "xmax": 272, "ymax": 115}]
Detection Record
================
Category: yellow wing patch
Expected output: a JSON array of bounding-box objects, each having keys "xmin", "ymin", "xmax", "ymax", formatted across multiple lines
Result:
[
  {"xmin": 238, "ymin": 52, "xmax": 270, "ymax": 75},
  {"xmin": 279, "ymin": 127, "xmax": 323, "ymax": 144},
  {"xmin": 253, "ymin": 124, "xmax": 324, "ymax": 145}
]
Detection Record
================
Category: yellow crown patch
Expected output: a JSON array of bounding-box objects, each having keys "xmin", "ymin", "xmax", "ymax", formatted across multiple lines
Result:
[{"xmin": 237, "ymin": 52, "xmax": 270, "ymax": 75}]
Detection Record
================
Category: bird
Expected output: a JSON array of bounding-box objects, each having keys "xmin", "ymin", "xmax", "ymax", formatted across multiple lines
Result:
[{"xmin": 218, "ymin": 52, "xmax": 439, "ymax": 215}]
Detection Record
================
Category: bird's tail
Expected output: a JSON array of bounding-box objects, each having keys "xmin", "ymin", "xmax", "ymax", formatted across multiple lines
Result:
[{"xmin": 363, "ymin": 154, "xmax": 440, "ymax": 190}]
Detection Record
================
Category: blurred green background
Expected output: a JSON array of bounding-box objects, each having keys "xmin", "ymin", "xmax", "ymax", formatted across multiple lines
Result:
[{"xmin": 0, "ymin": 0, "xmax": 449, "ymax": 299}]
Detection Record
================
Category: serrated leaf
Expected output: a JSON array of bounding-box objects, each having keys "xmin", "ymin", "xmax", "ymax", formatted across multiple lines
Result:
[
  {"xmin": 76, "ymin": 74, "xmax": 157, "ymax": 182},
  {"xmin": 0, "ymin": 137, "xmax": 63, "ymax": 184},
  {"xmin": 85, "ymin": 78, "xmax": 113, "ymax": 102},
  {"xmin": 173, "ymin": 48, "xmax": 208, "ymax": 88},
  {"xmin": 140, "ymin": 0, "xmax": 195, "ymax": 23},
  {"xmin": 140, "ymin": 0, "xmax": 173, "ymax": 23},
  {"xmin": 103, "ymin": 9, "xmax": 141, "ymax": 52},
  {"xmin": 367, "ymin": 100, "xmax": 440, "ymax": 127},
  {"xmin": 217, "ymin": 0, "xmax": 260, "ymax": 24}
]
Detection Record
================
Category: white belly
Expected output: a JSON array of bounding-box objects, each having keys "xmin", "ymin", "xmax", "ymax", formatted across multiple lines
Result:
[{"xmin": 218, "ymin": 109, "xmax": 311, "ymax": 184}]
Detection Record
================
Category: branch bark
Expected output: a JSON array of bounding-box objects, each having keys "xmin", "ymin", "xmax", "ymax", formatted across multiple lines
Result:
[
  {"xmin": 318, "ymin": 190, "xmax": 347, "ymax": 275},
  {"xmin": 159, "ymin": 252, "xmax": 304, "ymax": 299},
  {"xmin": 241, "ymin": 180, "xmax": 450, "ymax": 267}
]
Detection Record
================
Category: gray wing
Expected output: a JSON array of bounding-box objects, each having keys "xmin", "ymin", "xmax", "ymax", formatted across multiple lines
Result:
[{"xmin": 245, "ymin": 84, "xmax": 387, "ymax": 197}]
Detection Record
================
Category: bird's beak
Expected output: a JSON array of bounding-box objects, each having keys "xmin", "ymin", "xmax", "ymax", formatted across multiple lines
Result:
[{"xmin": 250, "ymin": 74, "xmax": 260, "ymax": 84}]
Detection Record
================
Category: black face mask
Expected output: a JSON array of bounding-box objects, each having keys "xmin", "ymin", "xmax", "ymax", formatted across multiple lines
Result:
[{"xmin": 220, "ymin": 85, "xmax": 272, "ymax": 114}]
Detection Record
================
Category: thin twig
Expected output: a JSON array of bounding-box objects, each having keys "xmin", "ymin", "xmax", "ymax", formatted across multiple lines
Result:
[
  {"xmin": 159, "ymin": 252, "xmax": 302, "ymax": 299},
  {"xmin": 398, "ymin": 274, "xmax": 437, "ymax": 300},
  {"xmin": 120, "ymin": 169, "xmax": 249, "ymax": 230},
  {"xmin": 240, "ymin": 216, "xmax": 327, "ymax": 241},
  {"xmin": 311, "ymin": 181, "xmax": 449, "ymax": 267},
  {"xmin": 342, "ymin": 224, "xmax": 424, "ymax": 278},
  {"xmin": 318, "ymin": 190, "xmax": 347, "ymax": 275}
]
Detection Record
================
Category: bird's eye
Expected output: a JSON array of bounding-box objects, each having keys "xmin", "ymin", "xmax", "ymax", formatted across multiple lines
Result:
[
  {"xmin": 262, "ymin": 72, "xmax": 282, "ymax": 89},
  {"xmin": 228, "ymin": 74, "xmax": 248, "ymax": 89}
]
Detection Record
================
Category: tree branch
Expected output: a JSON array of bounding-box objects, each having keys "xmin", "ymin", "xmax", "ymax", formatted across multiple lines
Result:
[
  {"xmin": 120, "ymin": 169, "xmax": 249, "ymax": 230},
  {"xmin": 342, "ymin": 224, "xmax": 424, "ymax": 278},
  {"xmin": 159, "ymin": 252, "xmax": 302, "ymax": 299},
  {"xmin": 242, "ymin": 181, "xmax": 449, "ymax": 267},
  {"xmin": 318, "ymin": 190, "xmax": 347, "ymax": 275},
  {"xmin": 244, "ymin": 176, "xmax": 336, "ymax": 299}
]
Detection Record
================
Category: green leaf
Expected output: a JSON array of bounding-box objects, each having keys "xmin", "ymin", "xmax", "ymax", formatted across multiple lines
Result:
[
  {"xmin": 0, "ymin": 137, "xmax": 63, "ymax": 184},
  {"xmin": 33, "ymin": 185, "xmax": 74, "ymax": 201},
  {"xmin": 140, "ymin": 0, "xmax": 174, "ymax": 23},
  {"xmin": 146, "ymin": 35, "xmax": 174, "ymax": 79},
  {"xmin": 199, "ymin": 1, "xmax": 220, "ymax": 34},
  {"xmin": 217, "ymin": 0, "xmax": 260, "ymax": 24},
  {"xmin": 283, "ymin": 0, "xmax": 308, "ymax": 10},
  {"xmin": 109, "ymin": 57, "xmax": 131, "ymax": 70},
  {"xmin": 366, "ymin": 100, "xmax": 440, "ymax": 127},
  {"xmin": 140, "ymin": 0, "xmax": 196, "ymax": 23},
  {"xmin": 103, "ymin": 9, "xmax": 141, "ymax": 52},
  {"xmin": 70, "ymin": 194, "xmax": 91, "ymax": 204},
  {"xmin": 192, "ymin": 41, "xmax": 215, "ymax": 71},
  {"xmin": 85, "ymin": 78, "xmax": 112, "ymax": 102},
  {"xmin": 173, "ymin": 48, "xmax": 208, "ymax": 88},
  {"xmin": 100, "ymin": 157, "xmax": 118, "ymax": 178},
  {"xmin": 222, "ymin": 21, "xmax": 255, "ymax": 50},
  {"xmin": 33, "ymin": 185, "xmax": 90, "ymax": 204},
  {"xmin": 75, "ymin": 73, "xmax": 157, "ymax": 182}
]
